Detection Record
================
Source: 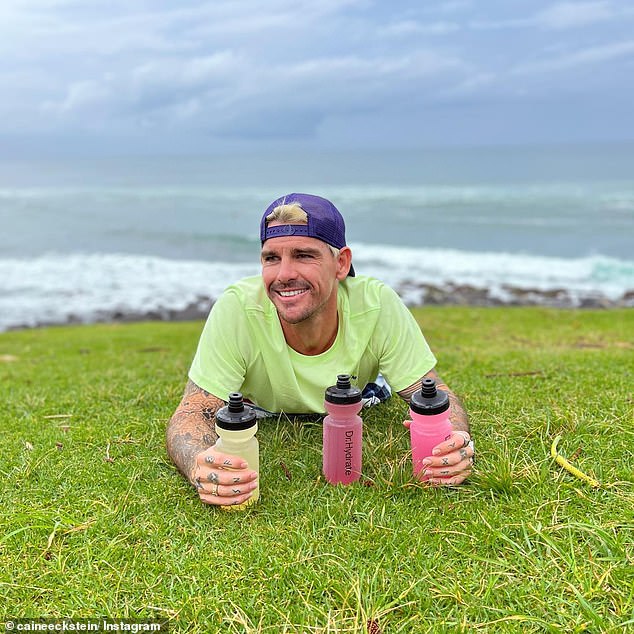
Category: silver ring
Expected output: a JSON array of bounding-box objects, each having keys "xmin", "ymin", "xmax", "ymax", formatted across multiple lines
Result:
[{"xmin": 455, "ymin": 431, "xmax": 471, "ymax": 447}]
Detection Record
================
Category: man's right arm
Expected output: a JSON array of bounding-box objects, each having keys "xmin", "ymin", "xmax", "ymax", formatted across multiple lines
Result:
[
  {"xmin": 166, "ymin": 379, "xmax": 259, "ymax": 506},
  {"xmin": 166, "ymin": 379, "xmax": 223, "ymax": 483}
]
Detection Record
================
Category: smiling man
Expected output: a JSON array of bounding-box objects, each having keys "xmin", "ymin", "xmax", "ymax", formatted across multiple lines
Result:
[{"xmin": 166, "ymin": 193, "xmax": 473, "ymax": 507}]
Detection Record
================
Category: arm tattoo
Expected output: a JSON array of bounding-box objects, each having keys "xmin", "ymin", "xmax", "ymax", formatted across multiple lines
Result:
[
  {"xmin": 166, "ymin": 379, "xmax": 225, "ymax": 482},
  {"xmin": 397, "ymin": 382, "xmax": 419, "ymax": 403},
  {"xmin": 398, "ymin": 369, "xmax": 470, "ymax": 434},
  {"xmin": 428, "ymin": 369, "xmax": 469, "ymax": 434}
]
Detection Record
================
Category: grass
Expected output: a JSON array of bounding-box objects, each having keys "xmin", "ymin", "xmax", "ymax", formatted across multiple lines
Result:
[{"xmin": 0, "ymin": 307, "xmax": 632, "ymax": 633}]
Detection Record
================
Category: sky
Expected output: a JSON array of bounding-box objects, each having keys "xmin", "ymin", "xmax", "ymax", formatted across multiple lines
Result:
[{"xmin": 2, "ymin": 0, "xmax": 634, "ymax": 155}]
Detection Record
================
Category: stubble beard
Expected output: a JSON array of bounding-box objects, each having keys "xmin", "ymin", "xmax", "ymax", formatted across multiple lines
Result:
[
  {"xmin": 276, "ymin": 293, "xmax": 325, "ymax": 325},
  {"xmin": 272, "ymin": 286, "xmax": 335, "ymax": 326}
]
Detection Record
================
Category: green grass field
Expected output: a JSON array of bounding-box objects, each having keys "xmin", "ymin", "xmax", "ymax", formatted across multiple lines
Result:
[{"xmin": 1, "ymin": 307, "xmax": 632, "ymax": 633}]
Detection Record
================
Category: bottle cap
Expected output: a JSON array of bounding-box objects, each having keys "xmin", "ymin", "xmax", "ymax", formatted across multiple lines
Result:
[
  {"xmin": 410, "ymin": 378, "xmax": 449, "ymax": 415},
  {"xmin": 325, "ymin": 374, "xmax": 362, "ymax": 405},
  {"xmin": 216, "ymin": 392, "xmax": 257, "ymax": 431}
]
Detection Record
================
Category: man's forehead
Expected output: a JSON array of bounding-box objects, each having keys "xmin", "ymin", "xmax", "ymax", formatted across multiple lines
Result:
[{"xmin": 260, "ymin": 234, "xmax": 327, "ymax": 253}]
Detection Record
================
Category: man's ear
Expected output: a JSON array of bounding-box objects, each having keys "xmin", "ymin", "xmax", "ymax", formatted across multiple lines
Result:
[{"xmin": 336, "ymin": 247, "xmax": 353, "ymax": 280}]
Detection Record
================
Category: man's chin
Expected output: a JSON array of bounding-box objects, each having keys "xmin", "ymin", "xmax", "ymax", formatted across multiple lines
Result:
[
  {"xmin": 270, "ymin": 298, "xmax": 316, "ymax": 325},
  {"xmin": 268, "ymin": 290, "xmax": 328, "ymax": 325},
  {"xmin": 275, "ymin": 307, "xmax": 311, "ymax": 325}
]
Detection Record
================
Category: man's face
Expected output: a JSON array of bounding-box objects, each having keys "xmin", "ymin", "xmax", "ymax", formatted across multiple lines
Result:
[{"xmin": 260, "ymin": 229, "xmax": 348, "ymax": 326}]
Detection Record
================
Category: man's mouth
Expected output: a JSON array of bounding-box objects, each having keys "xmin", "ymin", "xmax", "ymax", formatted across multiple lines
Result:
[{"xmin": 277, "ymin": 289, "xmax": 309, "ymax": 298}]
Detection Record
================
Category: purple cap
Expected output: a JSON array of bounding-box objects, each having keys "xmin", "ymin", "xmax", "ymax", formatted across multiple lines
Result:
[{"xmin": 260, "ymin": 193, "xmax": 355, "ymax": 276}]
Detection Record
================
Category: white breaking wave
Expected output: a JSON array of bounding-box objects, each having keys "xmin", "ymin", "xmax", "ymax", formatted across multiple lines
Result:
[
  {"xmin": 0, "ymin": 254, "xmax": 259, "ymax": 331},
  {"xmin": 0, "ymin": 248, "xmax": 632, "ymax": 331},
  {"xmin": 351, "ymin": 243, "xmax": 633, "ymax": 305}
]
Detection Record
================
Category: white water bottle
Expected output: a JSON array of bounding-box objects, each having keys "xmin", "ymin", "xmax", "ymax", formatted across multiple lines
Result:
[{"xmin": 214, "ymin": 392, "xmax": 259, "ymax": 510}]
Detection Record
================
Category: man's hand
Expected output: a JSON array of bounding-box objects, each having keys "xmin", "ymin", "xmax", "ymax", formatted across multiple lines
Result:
[
  {"xmin": 421, "ymin": 430, "xmax": 474, "ymax": 486},
  {"xmin": 402, "ymin": 425, "xmax": 474, "ymax": 486},
  {"xmin": 191, "ymin": 445, "xmax": 259, "ymax": 507},
  {"xmin": 400, "ymin": 370, "xmax": 472, "ymax": 486},
  {"xmin": 167, "ymin": 380, "xmax": 259, "ymax": 507}
]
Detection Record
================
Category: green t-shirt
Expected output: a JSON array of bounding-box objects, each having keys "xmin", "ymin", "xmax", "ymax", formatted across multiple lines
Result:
[{"xmin": 189, "ymin": 275, "xmax": 436, "ymax": 413}]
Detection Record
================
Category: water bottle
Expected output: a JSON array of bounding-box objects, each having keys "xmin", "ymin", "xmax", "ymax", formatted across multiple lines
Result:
[
  {"xmin": 409, "ymin": 378, "xmax": 453, "ymax": 481},
  {"xmin": 323, "ymin": 374, "xmax": 363, "ymax": 485},
  {"xmin": 214, "ymin": 392, "xmax": 259, "ymax": 510}
]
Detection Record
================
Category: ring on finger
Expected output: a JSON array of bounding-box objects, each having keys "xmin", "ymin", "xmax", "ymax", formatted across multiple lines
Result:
[
  {"xmin": 213, "ymin": 483, "xmax": 219, "ymax": 496},
  {"xmin": 455, "ymin": 431, "xmax": 471, "ymax": 447}
]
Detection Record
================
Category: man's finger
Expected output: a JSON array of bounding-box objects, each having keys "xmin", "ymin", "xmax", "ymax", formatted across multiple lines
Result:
[
  {"xmin": 198, "ymin": 448, "xmax": 249, "ymax": 469},
  {"xmin": 204, "ymin": 454, "xmax": 249, "ymax": 469},
  {"xmin": 423, "ymin": 457, "xmax": 473, "ymax": 479},
  {"xmin": 199, "ymin": 490, "xmax": 254, "ymax": 506},
  {"xmin": 206, "ymin": 469, "xmax": 258, "ymax": 486},
  {"xmin": 423, "ymin": 445, "xmax": 474, "ymax": 468},
  {"xmin": 431, "ymin": 431, "xmax": 470, "ymax": 456},
  {"xmin": 426, "ymin": 471, "xmax": 471, "ymax": 486},
  {"xmin": 197, "ymin": 474, "xmax": 258, "ymax": 495}
]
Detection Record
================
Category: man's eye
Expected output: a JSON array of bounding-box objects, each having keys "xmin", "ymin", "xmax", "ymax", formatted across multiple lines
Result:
[{"xmin": 263, "ymin": 255, "xmax": 278, "ymax": 262}]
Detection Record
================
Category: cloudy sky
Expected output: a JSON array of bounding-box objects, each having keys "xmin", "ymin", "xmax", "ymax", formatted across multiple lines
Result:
[{"xmin": 2, "ymin": 0, "xmax": 634, "ymax": 155}]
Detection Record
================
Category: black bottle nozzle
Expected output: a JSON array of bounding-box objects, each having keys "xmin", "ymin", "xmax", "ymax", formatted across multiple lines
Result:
[
  {"xmin": 216, "ymin": 392, "xmax": 257, "ymax": 431},
  {"xmin": 410, "ymin": 378, "xmax": 449, "ymax": 415},
  {"xmin": 227, "ymin": 392, "xmax": 245, "ymax": 413},
  {"xmin": 336, "ymin": 374, "xmax": 351, "ymax": 389},
  {"xmin": 325, "ymin": 373, "xmax": 362, "ymax": 405}
]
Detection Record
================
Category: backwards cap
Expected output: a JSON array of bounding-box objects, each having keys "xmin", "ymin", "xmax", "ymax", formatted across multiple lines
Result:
[{"xmin": 260, "ymin": 193, "xmax": 355, "ymax": 276}]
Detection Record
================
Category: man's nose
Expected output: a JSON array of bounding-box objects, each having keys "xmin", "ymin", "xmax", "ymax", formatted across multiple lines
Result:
[{"xmin": 276, "ymin": 254, "xmax": 298, "ymax": 281}]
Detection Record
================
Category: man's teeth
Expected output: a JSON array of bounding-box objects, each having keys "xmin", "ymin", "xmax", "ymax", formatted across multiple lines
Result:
[{"xmin": 279, "ymin": 289, "xmax": 307, "ymax": 297}]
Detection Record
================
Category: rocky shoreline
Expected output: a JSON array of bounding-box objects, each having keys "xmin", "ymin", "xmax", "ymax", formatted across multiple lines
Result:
[
  {"xmin": 5, "ymin": 284, "xmax": 632, "ymax": 332},
  {"xmin": 395, "ymin": 282, "xmax": 634, "ymax": 309}
]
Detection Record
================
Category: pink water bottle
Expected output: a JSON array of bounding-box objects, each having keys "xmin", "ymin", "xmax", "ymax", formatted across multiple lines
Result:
[
  {"xmin": 409, "ymin": 378, "xmax": 453, "ymax": 481},
  {"xmin": 323, "ymin": 374, "xmax": 363, "ymax": 485}
]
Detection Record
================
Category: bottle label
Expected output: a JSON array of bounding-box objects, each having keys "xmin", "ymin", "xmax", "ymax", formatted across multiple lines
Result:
[{"xmin": 344, "ymin": 430, "xmax": 354, "ymax": 476}]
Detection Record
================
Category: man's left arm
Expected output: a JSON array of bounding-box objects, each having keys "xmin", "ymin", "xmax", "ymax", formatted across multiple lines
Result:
[{"xmin": 398, "ymin": 368, "xmax": 474, "ymax": 486}]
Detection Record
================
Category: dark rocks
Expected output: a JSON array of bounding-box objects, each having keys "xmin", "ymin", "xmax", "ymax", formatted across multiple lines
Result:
[{"xmin": 395, "ymin": 282, "xmax": 633, "ymax": 309}]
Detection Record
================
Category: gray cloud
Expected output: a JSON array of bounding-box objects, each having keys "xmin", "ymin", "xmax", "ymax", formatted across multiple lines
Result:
[
  {"xmin": 513, "ymin": 39, "xmax": 634, "ymax": 74},
  {"xmin": 470, "ymin": 1, "xmax": 629, "ymax": 31},
  {"xmin": 535, "ymin": 1, "xmax": 615, "ymax": 29},
  {"xmin": 1, "ymin": 0, "xmax": 633, "ymax": 152}
]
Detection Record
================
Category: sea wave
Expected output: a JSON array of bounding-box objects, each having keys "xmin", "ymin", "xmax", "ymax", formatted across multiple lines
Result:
[
  {"xmin": 0, "ymin": 254, "xmax": 258, "ymax": 331},
  {"xmin": 3, "ymin": 181, "xmax": 632, "ymax": 215},
  {"xmin": 351, "ymin": 243, "xmax": 634, "ymax": 302},
  {"xmin": 0, "ymin": 248, "xmax": 632, "ymax": 331},
  {"xmin": 3, "ymin": 181, "xmax": 633, "ymax": 261}
]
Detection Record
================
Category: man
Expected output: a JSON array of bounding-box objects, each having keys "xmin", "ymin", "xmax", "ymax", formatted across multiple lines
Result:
[{"xmin": 166, "ymin": 193, "xmax": 474, "ymax": 507}]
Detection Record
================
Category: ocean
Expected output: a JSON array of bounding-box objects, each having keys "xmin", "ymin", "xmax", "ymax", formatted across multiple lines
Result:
[{"xmin": 1, "ymin": 144, "xmax": 633, "ymax": 331}]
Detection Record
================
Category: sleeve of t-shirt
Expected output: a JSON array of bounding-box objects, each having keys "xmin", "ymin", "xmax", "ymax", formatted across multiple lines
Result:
[
  {"xmin": 188, "ymin": 289, "xmax": 248, "ymax": 400},
  {"xmin": 372, "ymin": 284, "xmax": 437, "ymax": 393}
]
